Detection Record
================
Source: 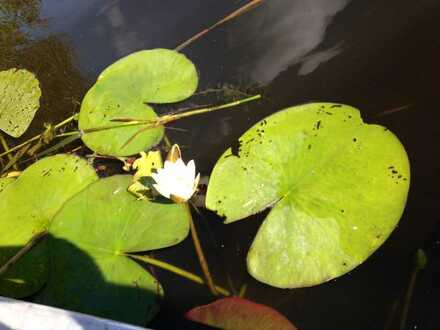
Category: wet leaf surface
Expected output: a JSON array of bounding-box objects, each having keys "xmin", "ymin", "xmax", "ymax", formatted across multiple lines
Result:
[
  {"xmin": 79, "ymin": 49, "xmax": 198, "ymax": 156},
  {"xmin": 206, "ymin": 103, "xmax": 410, "ymax": 288},
  {"xmin": 186, "ymin": 297, "xmax": 298, "ymax": 330},
  {"xmin": 0, "ymin": 68, "xmax": 41, "ymax": 137},
  {"xmin": 36, "ymin": 175, "xmax": 191, "ymax": 324},
  {"xmin": 0, "ymin": 154, "xmax": 98, "ymax": 297}
]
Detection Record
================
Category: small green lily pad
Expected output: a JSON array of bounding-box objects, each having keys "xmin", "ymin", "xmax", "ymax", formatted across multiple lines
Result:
[
  {"xmin": 0, "ymin": 154, "xmax": 98, "ymax": 297},
  {"xmin": 36, "ymin": 175, "xmax": 190, "ymax": 324},
  {"xmin": 206, "ymin": 103, "xmax": 410, "ymax": 288},
  {"xmin": 0, "ymin": 68, "xmax": 41, "ymax": 137},
  {"xmin": 79, "ymin": 49, "xmax": 198, "ymax": 156}
]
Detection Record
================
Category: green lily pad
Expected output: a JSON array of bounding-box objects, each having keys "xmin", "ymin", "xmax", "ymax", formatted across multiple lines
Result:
[
  {"xmin": 0, "ymin": 68, "xmax": 41, "ymax": 137},
  {"xmin": 79, "ymin": 49, "xmax": 198, "ymax": 156},
  {"xmin": 206, "ymin": 103, "xmax": 410, "ymax": 288},
  {"xmin": 36, "ymin": 175, "xmax": 190, "ymax": 325},
  {"xmin": 0, "ymin": 177, "xmax": 15, "ymax": 193},
  {"xmin": 0, "ymin": 154, "xmax": 98, "ymax": 297}
]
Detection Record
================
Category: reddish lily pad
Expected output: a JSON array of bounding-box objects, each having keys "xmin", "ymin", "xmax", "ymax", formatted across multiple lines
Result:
[{"xmin": 186, "ymin": 297, "xmax": 298, "ymax": 330}]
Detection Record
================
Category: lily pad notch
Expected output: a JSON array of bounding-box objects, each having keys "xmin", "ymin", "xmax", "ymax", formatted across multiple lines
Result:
[
  {"xmin": 206, "ymin": 102, "xmax": 410, "ymax": 288},
  {"xmin": 79, "ymin": 49, "xmax": 199, "ymax": 156}
]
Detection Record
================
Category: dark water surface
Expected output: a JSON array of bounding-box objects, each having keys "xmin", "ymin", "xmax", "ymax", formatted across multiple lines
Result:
[{"xmin": 1, "ymin": 1, "xmax": 440, "ymax": 329}]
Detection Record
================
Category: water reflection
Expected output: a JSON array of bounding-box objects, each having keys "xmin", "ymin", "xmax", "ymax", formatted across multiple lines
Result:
[
  {"xmin": 39, "ymin": 0, "xmax": 101, "ymax": 32},
  {"xmin": 229, "ymin": 0, "xmax": 349, "ymax": 84},
  {"xmin": 0, "ymin": 0, "xmax": 43, "ymax": 57},
  {"xmin": 0, "ymin": 0, "xmax": 88, "ymax": 138}
]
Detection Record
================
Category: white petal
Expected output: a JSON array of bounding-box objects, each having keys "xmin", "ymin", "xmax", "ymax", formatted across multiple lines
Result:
[
  {"xmin": 151, "ymin": 171, "xmax": 168, "ymax": 185},
  {"xmin": 151, "ymin": 172, "xmax": 161, "ymax": 183},
  {"xmin": 186, "ymin": 160, "xmax": 196, "ymax": 180},
  {"xmin": 153, "ymin": 183, "xmax": 171, "ymax": 198},
  {"xmin": 173, "ymin": 158, "xmax": 187, "ymax": 174},
  {"xmin": 163, "ymin": 160, "xmax": 174, "ymax": 170},
  {"xmin": 172, "ymin": 184, "xmax": 193, "ymax": 201}
]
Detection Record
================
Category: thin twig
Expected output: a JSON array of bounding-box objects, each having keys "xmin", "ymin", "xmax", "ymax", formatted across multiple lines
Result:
[
  {"xmin": 175, "ymin": 0, "xmax": 263, "ymax": 51},
  {"xmin": 0, "ymin": 231, "xmax": 49, "ymax": 276},
  {"xmin": 128, "ymin": 254, "xmax": 229, "ymax": 296}
]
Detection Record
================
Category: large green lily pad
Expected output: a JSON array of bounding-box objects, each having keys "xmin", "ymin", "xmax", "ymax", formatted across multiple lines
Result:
[
  {"xmin": 206, "ymin": 103, "xmax": 410, "ymax": 288},
  {"xmin": 36, "ymin": 175, "xmax": 190, "ymax": 325},
  {"xmin": 0, "ymin": 68, "xmax": 41, "ymax": 137},
  {"xmin": 0, "ymin": 177, "xmax": 15, "ymax": 193},
  {"xmin": 0, "ymin": 154, "xmax": 98, "ymax": 297},
  {"xmin": 79, "ymin": 49, "xmax": 198, "ymax": 156}
]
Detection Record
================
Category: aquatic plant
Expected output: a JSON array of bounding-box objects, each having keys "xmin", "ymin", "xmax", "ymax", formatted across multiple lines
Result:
[
  {"xmin": 186, "ymin": 297, "xmax": 298, "ymax": 330},
  {"xmin": 206, "ymin": 103, "xmax": 410, "ymax": 288},
  {"xmin": 79, "ymin": 49, "xmax": 198, "ymax": 156},
  {"xmin": 0, "ymin": 68, "xmax": 41, "ymax": 137},
  {"xmin": 0, "ymin": 0, "xmax": 414, "ymax": 328}
]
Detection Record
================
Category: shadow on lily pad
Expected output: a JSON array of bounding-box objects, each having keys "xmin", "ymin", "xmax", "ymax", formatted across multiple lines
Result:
[{"xmin": 0, "ymin": 235, "xmax": 162, "ymax": 327}]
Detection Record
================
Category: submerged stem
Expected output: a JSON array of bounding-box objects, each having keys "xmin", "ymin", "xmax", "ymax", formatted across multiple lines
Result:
[
  {"xmin": 186, "ymin": 203, "xmax": 219, "ymax": 296},
  {"xmin": 128, "ymin": 254, "xmax": 229, "ymax": 296},
  {"xmin": 0, "ymin": 231, "xmax": 48, "ymax": 276},
  {"xmin": 399, "ymin": 249, "xmax": 427, "ymax": 330}
]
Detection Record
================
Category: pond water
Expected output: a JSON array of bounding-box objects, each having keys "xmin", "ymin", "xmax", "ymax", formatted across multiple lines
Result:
[{"xmin": 1, "ymin": 0, "xmax": 440, "ymax": 329}]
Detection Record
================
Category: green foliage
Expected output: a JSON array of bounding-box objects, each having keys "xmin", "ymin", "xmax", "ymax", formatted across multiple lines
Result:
[
  {"xmin": 0, "ymin": 68, "xmax": 41, "ymax": 137},
  {"xmin": 0, "ymin": 154, "xmax": 98, "ymax": 297},
  {"xmin": 0, "ymin": 177, "xmax": 14, "ymax": 193},
  {"xmin": 79, "ymin": 49, "xmax": 198, "ymax": 156},
  {"xmin": 206, "ymin": 103, "xmax": 410, "ymax": 288},
  {"xmin": 36, "ymin": 175, "xmax": 190, "ymax": 324}
]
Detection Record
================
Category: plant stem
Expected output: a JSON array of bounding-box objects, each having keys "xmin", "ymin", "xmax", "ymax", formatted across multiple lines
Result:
[
  {"xmin": 399, "ymin": 249, "xmax": 427, "ymax": 330},
  {"xmin": 83, "ymin": 95, "xmax": 261, "ymax": 134},
  {"xmin": 2, "ymin": 143, "xmax": 31, "ymax": 173},
  {"xmin": 185, "ymin": 203, "xmax": 219, "ymax": 296},
  {"xmin": 175, "ymin": 0, "xmax": 263, "ymax": 51},
  {"xmin": 159, "ymin": 94, "xmax": 261, "ymax": 124},
  {"xmin": 383, "ymin": 299, "xmax": 400, "ymax": 330},
  {"xmin": 0, "ymin": 133, "xmax": 17, "ymax": 170},
  {"xmin": 0, "ymin": 231, "xmax": 48, "ymax": 276},
  {"xmin": 399, "ymin": 270, "xmax": 418, "ymax": 330},
  {"xmin": 238, "ymin": 283, "xmax": 248, "ymax": 298},
  {"xmin": 54, "ymin": 131, "xmax": 81, "ymax": 138},
  {"xmin": 29, "ymin": 134, "xmax": 81, "ymax": 160},
  {"xmin": 128, "ymin": 254, "xmax": 230, "ymax": 296},
  {"xmin": 0, "ymin": 114, "xmax": 77, "ymax": 158}
]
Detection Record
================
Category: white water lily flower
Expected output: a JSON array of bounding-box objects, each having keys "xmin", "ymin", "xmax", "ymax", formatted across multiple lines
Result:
[{"xmin": 151, "ymin": 158, "xmax": 200, "ymax": 203}]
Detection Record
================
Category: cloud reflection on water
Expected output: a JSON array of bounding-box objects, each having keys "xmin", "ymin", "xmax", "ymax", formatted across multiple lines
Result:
[{"xmin": 229, "ymin": 0, "xmax": 350, "ymax": 84}]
